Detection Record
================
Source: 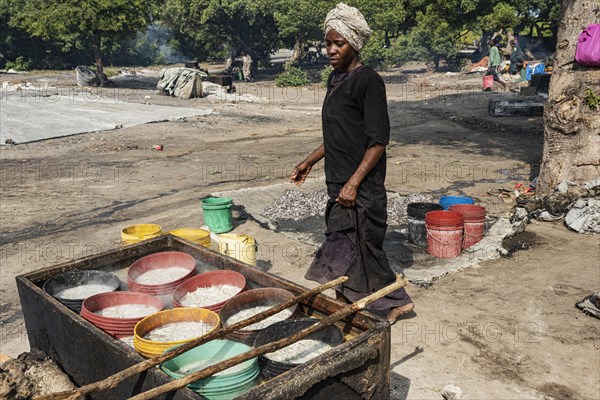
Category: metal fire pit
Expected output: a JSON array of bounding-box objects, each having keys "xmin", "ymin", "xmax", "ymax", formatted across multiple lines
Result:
[
  {"xmin": 205, "ymin": 74, "xmax": 233, "ymax": 88},
  {"xmin": 16, "ymin": 235, "xmax": 391, "ymax": 399}
]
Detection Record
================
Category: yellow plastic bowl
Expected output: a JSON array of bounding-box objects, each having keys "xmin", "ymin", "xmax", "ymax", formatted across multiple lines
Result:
[
  {"xmin": 168, "ymin": 228, "xmax": 211, "ymax": 247},
  {"xmin": 121, "ymin": 224, "xmax": 162, "ymax": 245},
  {"xmin": 134, "ymin": 308, "xmax": 220, "ymax": 358}
]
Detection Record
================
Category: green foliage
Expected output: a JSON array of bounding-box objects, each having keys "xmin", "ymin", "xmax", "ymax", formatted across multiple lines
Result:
[
  {"xmin": 273, "ymin": 0, "xmax": 333, "ymax": 49},
  {"xmin": 11, "ymin": 0, "xmax": 154, "ymax": 78},
  {"xmin": 350, "ymin": 0, "xmax": 408, "ymax": 35},
  {"xmin": 162, "ymin": 0, "xmax": 279, "ymax": 65},
  {"xmin": 477, "ymin": 3, "xmax": 521, "ymax": 32},
  {"xmin": 275, "ymin": 62, "xmax": 310, "ymax": 86},
  {"xmin": 1, "ymin": 0, "xmax": 563, "ymax": 74},
  {"xmin": 584, "ymin": 88, "xmax": 600, "ymax": 111},
  {"xmin": 5, "ymin": 56, "xmax": 33, "ymax": 71},
  {"xmin": 107, "ymin": 23, "xmax": 176, "ymax": 66},
  {"xmin": 320, "ymin": 64, "xmax": 333, "ymax": 86},
  {"xmin": 360, "ymin": 31, "xmax": 400, "ymax": 70}
]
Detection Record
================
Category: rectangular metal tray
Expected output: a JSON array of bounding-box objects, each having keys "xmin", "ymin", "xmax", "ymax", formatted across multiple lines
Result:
[{"xmin": 16, "ymin": 235, "xmax": 391, "ymax": 399}]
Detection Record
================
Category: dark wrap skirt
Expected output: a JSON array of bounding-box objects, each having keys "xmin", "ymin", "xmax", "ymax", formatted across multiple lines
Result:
[{"xmin": 305, "ymin": 180, "xmax": 412, "ymax": 310}]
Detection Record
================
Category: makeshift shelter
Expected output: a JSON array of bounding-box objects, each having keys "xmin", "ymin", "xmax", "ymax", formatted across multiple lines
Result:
[{"xmin": 157, "ymin": 67, "xmax": 207, "ymax": 99}]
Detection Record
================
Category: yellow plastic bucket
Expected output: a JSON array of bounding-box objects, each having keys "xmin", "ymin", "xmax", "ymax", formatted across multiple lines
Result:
[
  {"xmin": 218, "ymin": 234, "xmax": 256, "ymax": 265},
  {"xmin": 168, "ymin": 228, "xmax": 211, "ymax": 247},
  {"xmin": 121, "ymin": 224, "xmax": 162, "ymax": 245}
]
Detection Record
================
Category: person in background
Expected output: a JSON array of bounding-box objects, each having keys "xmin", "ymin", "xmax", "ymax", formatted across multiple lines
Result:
[
  {"xmin": 241, "ymin": 51, "xmax": 253, "ymax": 82},
  {"xmin": 509, "ymin": 39, "xmax": 525, "ymax": 75},
  {"xmin": 485, "ymin": 39, "xmax": 509, "ymax": 91},
  {"xmin": 290, "ymin": 2, "xmax": 414, "ymax": 324}
]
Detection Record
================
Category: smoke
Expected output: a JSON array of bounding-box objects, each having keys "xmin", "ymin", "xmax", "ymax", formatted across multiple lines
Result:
[
  {"xmin": 111, "ymin": 23, "xmax": 186, "ymax": 66},
  {"xmin": 145, "ymin": 23, "xmax": 186, "ymax": 64}
]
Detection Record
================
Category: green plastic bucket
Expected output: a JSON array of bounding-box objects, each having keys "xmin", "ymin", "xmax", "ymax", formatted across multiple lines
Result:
[
  {"xmin": 201, "ymin": 197, "xmax": 233, "ymax": 233},
  {"xmin": 161, "ymin": 340, "xmax": 259, "ymax": 399}
]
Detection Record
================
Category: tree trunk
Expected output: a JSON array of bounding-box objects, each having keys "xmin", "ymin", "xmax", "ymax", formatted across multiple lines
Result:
[
  {"xmin": 538, "ymin": 0, "xmax": 600, "ymax": 194},
  {"xmin": 291, "ymin": 37, "xmax": 303, "ymax": 63},
  {"xmin": 92, "ymin": 32, "xmax": 104, "ymax": 86}
]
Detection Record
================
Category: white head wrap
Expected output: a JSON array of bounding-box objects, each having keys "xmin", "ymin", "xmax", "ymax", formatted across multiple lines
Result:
[{"xmin": 325, "ymin": 3, "xmax": 372, "ymax": 52}]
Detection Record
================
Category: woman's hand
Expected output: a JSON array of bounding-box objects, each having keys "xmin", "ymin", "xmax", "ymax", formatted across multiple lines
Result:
[
  {"xmin": 290, "ymin": 161, "xmax": 312, "ymax": 186},
  {"xmin": 290, "ymin": 144, "xmax": 325, "ymax": 186},
  {"xmin": 336, "ymin": 182, "xmax": 358, "ymax": 207}
]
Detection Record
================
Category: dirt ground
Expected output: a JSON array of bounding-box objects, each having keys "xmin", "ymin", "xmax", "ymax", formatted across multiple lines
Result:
[{"xmin": 1, "ymin": 64, "xmax": 599, "ymax": 399}]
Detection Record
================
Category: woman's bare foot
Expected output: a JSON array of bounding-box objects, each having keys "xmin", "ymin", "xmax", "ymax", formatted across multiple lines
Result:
[{"xmin": 386, "ymin": 302, "xmax": 415, "ymax": 324}]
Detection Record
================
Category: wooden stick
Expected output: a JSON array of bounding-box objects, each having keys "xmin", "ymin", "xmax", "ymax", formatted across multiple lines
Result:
[
  {"xmin": 35, "ymin": 276, "xmax": 348, "ymax": 400},
  {"xmin": 128, "ymin": 275, "xmax": 407, "ymax": 400}
]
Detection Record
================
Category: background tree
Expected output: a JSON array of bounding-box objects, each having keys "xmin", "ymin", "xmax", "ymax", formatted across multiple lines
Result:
[
  {"xmin": 12, "ymin": 0, "xmax": 154, "ymax": 83},
  {"xmin": 272, "ymin": 0, "xmax": 334, "ymax": 62},
  {"xmin": 538, "ymin": 0, "xmax": 600, "ymax": 193},
  {"xmin": 162, "ymin": 0, "xmax": 279, "ymax": 67},
  {"xmin": 1, "ymin": 0, "xmax": 89, "ymax": 70}
]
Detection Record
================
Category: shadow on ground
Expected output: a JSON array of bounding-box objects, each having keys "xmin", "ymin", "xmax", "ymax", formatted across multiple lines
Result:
[{"xmin": 386, "ymin": 92, "xmax": 544, "ymax": 164}]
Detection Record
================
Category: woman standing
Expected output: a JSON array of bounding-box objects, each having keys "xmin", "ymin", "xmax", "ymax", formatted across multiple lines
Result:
[{"xmin": 290, "ymin": 3, "xmax": 414, "ymax": 324}]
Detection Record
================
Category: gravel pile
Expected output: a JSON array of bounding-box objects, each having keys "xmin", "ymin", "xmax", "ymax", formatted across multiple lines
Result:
[
  {"xmin": 387, "ymin": 193, "xmax": 431, "ymax": 226},
  {"xmin": 263, "ymin": 189, "xmax": 430, "ymax": 226},
  {"xmin": 262, "ymin": 189, "xmax": 328, "ymax": 221}
]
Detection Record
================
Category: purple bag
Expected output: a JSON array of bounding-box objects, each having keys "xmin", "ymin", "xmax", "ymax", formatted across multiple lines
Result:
[{"xmin": 575, "ymin": 24, "xmax": 600, "ymax": 66}]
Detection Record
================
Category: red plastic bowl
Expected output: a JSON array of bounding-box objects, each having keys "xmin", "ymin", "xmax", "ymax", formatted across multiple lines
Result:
[
  {"xmin": 127, "ymin": 251, "xmax": 196, "ymax": 295},
  {"xmin": 173, "ymin": 270, "xmax": 246, "ymax": 311},
  {"xmin": 425, "ymin": 210, "xmax": 464, "ymax": 227},
  {"xmin": 448, "ymin": 204, "xmax": 487, "ymax": 221},
  {"xmin": 81, "ymin": 291, "xmax": 164, "ymax": 338}
]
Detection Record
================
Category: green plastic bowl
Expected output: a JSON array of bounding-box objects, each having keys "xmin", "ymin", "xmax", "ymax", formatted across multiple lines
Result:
[{"xmin": 161, "ymin": 340, "xmax": 258, "ymax": 399}]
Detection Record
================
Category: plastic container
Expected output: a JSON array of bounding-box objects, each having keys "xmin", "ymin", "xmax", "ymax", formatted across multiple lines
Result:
[
  {"xmin": 425, "ymin": 211, "xmax": 464, "ymax": 258},
  {"xmin": 219, "ymin": 288, "xmax": 300, "ymax": 346},
  {"xmin": 483, "ymin": 74, "xmax": 494, "ymax": 89},
  {"xmin": 168, "ymin": 228, "xmax": 211, "ymax": 247},
  {"xmin": 160, "ymin": 339, "xmax": 259, "ymax": 400},
  {"xmin": 134, "ymin": 308, "xmax": 220, "ymax": 358},
  {"xmin": 254, "ymin": 318, "xmax": 344, "ymax": 379},
  {"xmin": 449, "ymin": 204, "xmax": 487, "ymax": 248},
  {"xmin": 201, "ymin": 197, "xmax": 233, "ymax": 233},
  {"xmin": 43, "ymin": 270, "xmax": 120, "ymax": 313},
  {"xmin": 407, "ymin": 203, "xmax": 443, "ymax": 247},
  {"xmin": 81, "ymin": 292, "xmax": 164, "ymax": 338},
  {"xmin": 121, "ymin": 224, "xmax": 162, "ymax": 245},
  {"xmin": 173, "ymin": 270, "xmax": 246, "ymax": 311},
  {"xmin": 218, "ymin": 234, "xmax": 256, "ymax": 265},
  {"xmin": 127, "ymin": 251, "xmax": 196, "ymax": 296},
  {"xmin": 438, "ymin": 196, "xmax": 474, "ymax": 210}
]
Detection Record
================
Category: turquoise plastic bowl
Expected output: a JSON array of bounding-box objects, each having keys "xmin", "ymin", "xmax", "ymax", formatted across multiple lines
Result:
[{"xmin": 161, "ymin": 340, "xmax": 258, "ymax": 399}]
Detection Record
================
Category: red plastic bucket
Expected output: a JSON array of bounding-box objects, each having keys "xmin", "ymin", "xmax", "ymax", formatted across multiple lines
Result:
[
  {"xmin": 449, "ymin": 205, "xmax": 487, "ymax": 248},
  {"xmin": 425, "ymin": 211, "xmax": 464, "ymax": 258},
  {"xmin": 483, "ymin": 74, "xmax": 494, "ymax": 90}
]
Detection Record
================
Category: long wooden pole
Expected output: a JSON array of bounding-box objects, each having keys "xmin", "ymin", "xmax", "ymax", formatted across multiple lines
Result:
[
  {"xmin": 35, "ymin": 276, "xmax": 348, "ymax": 400},
  {"xmin": 128, "ymin": 275, "xmax": 407, "ymax": 400}
]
